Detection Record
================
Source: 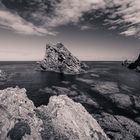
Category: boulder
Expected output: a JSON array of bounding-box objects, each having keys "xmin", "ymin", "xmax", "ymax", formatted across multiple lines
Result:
[
  {"xmin": 37, "ymin": 95, "xmax": 109, "ymax": 140},
  {"xmin": 0, "ymin": 87, "xmax": 109, "ymax": 140},
  {"xmin": 93, "ymin": 112, "xmax": 140, "ymax": 140},
  {"xmin": 0, "ymin": 87, "xmax": 43, "ymax": 140},
  {"xmin": 39, "ymin": 43, "xmax": 87, "ymax": 74}
]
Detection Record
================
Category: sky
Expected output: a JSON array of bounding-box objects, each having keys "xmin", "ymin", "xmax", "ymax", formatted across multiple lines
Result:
[{"xmin": 0, "ymin": 0, "xmax": 140, "ymax": 61}]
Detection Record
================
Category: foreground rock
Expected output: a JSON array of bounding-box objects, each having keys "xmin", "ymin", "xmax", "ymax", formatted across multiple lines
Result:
[
  {"xmin": 37, "ymin": 95, "xmax": 109, "ymax": 140},
  {"xmin": 0, "ymin": 87, "xmax": 43, "ymax": 140},
  {"xmin": 93, "ymin": 112, "xmax": 140, "ymax": 140},
  {"xmin": 0, "ymin": 87, "xmax": 109, "ymax": 140},
  {"xmin": 39, "ymin": 43, "xmax": 87, "ymax": 74}
]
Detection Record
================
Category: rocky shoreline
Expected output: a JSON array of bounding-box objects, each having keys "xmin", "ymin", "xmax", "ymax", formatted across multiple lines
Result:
[
  {"xmin": 0, "ymin": 69, "xmax": 140, "ymax": 139},
  {"xmin": 0, "ymin": 87, "xmax": 109, "ymax": 140},
  {"xmin": 36, "ymin": 80, "xmax": 140, "ymax": 140}
]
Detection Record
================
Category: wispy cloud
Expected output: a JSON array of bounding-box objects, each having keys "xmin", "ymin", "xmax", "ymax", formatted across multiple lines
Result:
[
  {"xmin": 1, "ymin": 0, "xmax": 140, "ymax": 38},
  {"xmin": 0, "ymin": 0, "xmax": 56, "ymax": 36},
  {"xmin": 0, "ymin": 10, "xmax": 55, "ymax": 36},
  {"xmin": 103, "ymin": 0, "xmax": 140, "ymax": 37},
  {"xmin": 45, "ymin": 0, "xmax": 105, "ymax": 27}
]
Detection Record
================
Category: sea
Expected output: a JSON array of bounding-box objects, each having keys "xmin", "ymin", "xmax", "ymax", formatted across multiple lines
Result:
[{"xmin": 0, "ymin": 61, "xmax": 140, "ymax": 114}]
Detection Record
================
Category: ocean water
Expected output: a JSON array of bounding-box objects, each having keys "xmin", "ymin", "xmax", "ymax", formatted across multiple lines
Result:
[{"xmin": 0, "ymin": 61, "xmax": 140, "ymax": 112}]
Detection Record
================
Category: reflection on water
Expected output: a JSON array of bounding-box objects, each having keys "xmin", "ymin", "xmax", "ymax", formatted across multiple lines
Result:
[{"xmin": 0, "ymin": 61, "xmax": 140, "ymax": 107}]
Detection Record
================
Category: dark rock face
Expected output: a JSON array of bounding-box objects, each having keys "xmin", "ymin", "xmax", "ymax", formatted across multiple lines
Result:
[
  {"xmin": 128, "ymin": 54, "xmax": 140, "ymax": 70},
  {"xmin": 93, "ymin": 113, "xmax": 140, "ymax": 140},
  {"xmin": 7, "ymin": 122, "xmax": 31, "ymax": 140},
  {"xmin": 39, "ymin": 43, "xmax": 88, "ymax": 74}
]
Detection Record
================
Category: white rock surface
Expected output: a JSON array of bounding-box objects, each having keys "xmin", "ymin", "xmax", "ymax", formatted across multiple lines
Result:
[
  {"xmin": 0, "ymin": 87, "xmax": 43, "ymax": 140},
  {"xmin": 37, "ymin": 95, "xmax": 110, "ymax": 140},
  {"xmin": 0, "ymin": 87, "xmax": 109, "ymax": 140}
]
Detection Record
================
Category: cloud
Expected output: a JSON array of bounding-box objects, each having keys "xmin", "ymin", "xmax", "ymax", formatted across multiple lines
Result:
[
  {"xmin": 120, "ymin": 27, "xmax": 138, "ymax": 36},
  {"xmin": 0, "ymin": 10, "xmax": 55, "ymax": 36},
  {"xmin": 45, "ymin": 0, "xmax": 105, "ymax": 27},
  {"xmin": 0, "ymin": 0, "xmax": 140, "ymax": 38},
  {"xmin": 103, "ymin": 0, "xmax": 140, "ymax": 37},
  {"xmin": 3, "ymin": 0, "xmax": 105, "ymax": 27}
]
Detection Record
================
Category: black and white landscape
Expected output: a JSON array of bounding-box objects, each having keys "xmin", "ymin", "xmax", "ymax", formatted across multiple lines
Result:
[{"xmin": 0, "ymin": 0, "xmax": 140, "ymax": 140}]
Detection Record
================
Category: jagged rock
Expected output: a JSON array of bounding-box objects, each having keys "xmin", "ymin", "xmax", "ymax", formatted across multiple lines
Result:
[
  {"xmin": 93, "ymin": 112, "xmax": 140, "ymax": 140},
  {"xmin": 0, "ymin": 87, "xmax": 108, "ymax": 140},
  {"xmin": 39, "ymin": 43, "xmax": 87, "ymax": 74},
  {"xmin": 0, "ymin": 87, "xmax": 43, "ymax": 140},
  {"xmin": 0, "ymin": 70, "xmax": 7, "ymax": 81},
  {"xmin": 7, "ymin": 122, "xmax": 31, "ymax": 140},
  {"xmin": 36, "ymin": 95, "xmax": 109, "ymax": 140}
]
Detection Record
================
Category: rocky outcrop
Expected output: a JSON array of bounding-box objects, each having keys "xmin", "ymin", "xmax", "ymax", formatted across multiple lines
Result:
[
  {"xmin": 128, "ymin": 54, "xmax": 140, "ymax": 70},
  {"xmin": 36, "ymin": 95, "xmax": 109, "ymax": 140},
  {"xmin": 93, "ymin": 112, "xmax": 140, "ymax": 140},
  {"xmin": 0, "ymin": 87, "xmax": 109, "ymax": 140},
  {"xmin": 39, "ymin": 43, "xmax": 87, "ymax": 74},
  {"xmin": 122, "ymin": 60, "xmax": 131, "ymax": 67},
  {"xmin": 0, "ymin": 87, "xmax": 43, "ymax": 140},
  {"xmin": 0, "ymin": 70, "xmax": 7, "ymax": 81},
  {"xmin": 91, "ymin": 81, "xmax": 140, "ymax": 116}
]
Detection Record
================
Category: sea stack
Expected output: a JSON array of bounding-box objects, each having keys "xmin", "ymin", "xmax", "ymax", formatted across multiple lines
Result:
[{"xmin": 39, "ymin": 43, "xmax": 87, "ymax": 74}]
